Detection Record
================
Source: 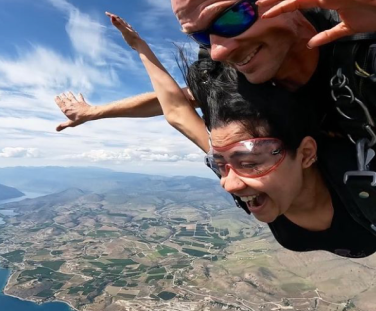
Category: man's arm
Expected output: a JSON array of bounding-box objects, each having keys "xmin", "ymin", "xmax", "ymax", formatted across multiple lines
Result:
[{"xmin": 55, "ymin": 88, "xmax": 196, "ymax": 132}]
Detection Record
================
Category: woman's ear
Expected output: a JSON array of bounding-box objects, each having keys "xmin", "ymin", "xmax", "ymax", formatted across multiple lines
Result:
[
  {"xmin": 186, "ymin": 88, "xmax": 195, "ymax": 101},
  {"xmin": 297, "ymin": 136, "xmax": 318, "ymax": 168}
]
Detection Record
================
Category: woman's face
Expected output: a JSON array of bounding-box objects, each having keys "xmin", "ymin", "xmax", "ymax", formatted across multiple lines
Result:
[{"xmin": 210, "ymin": 122, "xmax": 309, "ymax": 223}]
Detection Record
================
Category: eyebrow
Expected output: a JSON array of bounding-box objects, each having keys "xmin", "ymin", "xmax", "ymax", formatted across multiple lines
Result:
[{"xmin": 229, "ymin": 151, "xmax": 262, "ymax": 159}]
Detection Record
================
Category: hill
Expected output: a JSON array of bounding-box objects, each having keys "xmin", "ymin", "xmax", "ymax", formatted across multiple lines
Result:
[{"xmin": 0, "ymin": 184, "xmax": 24, "ymax": 201}]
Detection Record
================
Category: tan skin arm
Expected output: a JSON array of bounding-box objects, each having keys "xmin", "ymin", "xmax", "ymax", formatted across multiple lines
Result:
[
  {"xmin": 54, "ymin": 83, "xmax": 196, "ymax": 132},
  {"xmin": 103, "ymin": 12, "xmax": 209, "ymax": 152}
]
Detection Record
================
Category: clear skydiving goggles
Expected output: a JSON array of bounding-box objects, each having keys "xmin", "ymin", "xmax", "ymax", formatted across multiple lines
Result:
[{"xmin": 205, "ymin": 138, "xmax": 286, "ymax": 178}]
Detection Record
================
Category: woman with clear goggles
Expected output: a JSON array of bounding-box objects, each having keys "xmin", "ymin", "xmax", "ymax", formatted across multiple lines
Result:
[{"xmin": 104, "ymin": 12, "xmax": 376, "ymax": 258}]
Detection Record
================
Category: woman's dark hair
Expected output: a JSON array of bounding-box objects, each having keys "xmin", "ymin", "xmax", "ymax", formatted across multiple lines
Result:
[{"xmin": 181, "ymin": 57, "xmax": 319, "ymax": 152}]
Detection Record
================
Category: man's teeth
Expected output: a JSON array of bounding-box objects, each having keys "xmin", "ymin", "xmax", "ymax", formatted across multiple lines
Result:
[
  {"xmin": 240, "ymin": 194, "xmax": 259, "ymax": 202},
  {"xmin": 236, "ymin": 46, "xmax": 260, "ymax": 66}
]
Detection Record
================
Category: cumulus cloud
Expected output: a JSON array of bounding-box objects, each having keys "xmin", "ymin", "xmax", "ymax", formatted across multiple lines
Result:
[
  {"xmin": 0, "ymin": 0, "xmax": 207, "ymax": 177},
  {"xmin": 0, "ymin": 46, "xmax": 117, "ymax": 95},
  {"xmin": 47, "ymin": 0, "xmax": 137, "ymax": 67},
  {"xmin": 0, "ymin": 147, "xmax": 40, "ymax": 158},
  {"xmin": 62, "ymin": 148, "xmax": 203, "ymax": 164}
]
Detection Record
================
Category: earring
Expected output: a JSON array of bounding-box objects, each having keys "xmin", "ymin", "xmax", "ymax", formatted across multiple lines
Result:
[{"xmin": 310, "ymin": 157, "xmax": 317, "ymax": 163}]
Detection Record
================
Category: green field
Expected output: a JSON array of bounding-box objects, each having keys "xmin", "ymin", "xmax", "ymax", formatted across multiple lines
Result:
[
  {"xmin": 148, "ymin": 267, "xmax": 166, "ymax": 275},
  {"xmin": 51, "ymin": 250, "xmax": 64, "ymax": 256},
  {"xmin": 68, "ymin": 287, "xmax": 82, "ymax": 294},
  {"xmin": 21, "ymin": 267, "xmax": 71, "ymax": 281},
  {"xmin": 41, "ymin": 260, "xmax": 66, "ymax": 271},
  {"xmin": 171, "ymin": 263, "xmax": 190, "ymax": 269},
  {"xmin": 182, "ymin": 248, "xmax": 210, "ymax": 257},
  {"xmin": 107, "ymin": 259, "xmax": 137, "ymax": 265},
  {"xmin": 158, "ymin": 291, "xmax": 176, "ymax": 300},
  {"xmin": 158, "ymin": 246, "xmax": 178, "ymax": 256},
  {"xmin": 113, "ymin": 280, "xmax": 127, "ymax": 287},
  {"xmin": 36, "ymin": 289, "xmax": 54, "ymax": 298},
  {"xmin": 1, "ymin": 250, "xmax": 25, "ymax": 263},
  {"xmin": 146, "ymin": 274, "xmax": 165, "ymax": 283}
]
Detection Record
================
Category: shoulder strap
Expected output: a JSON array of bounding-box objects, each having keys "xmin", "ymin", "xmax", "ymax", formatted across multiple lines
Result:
[{"xmin": 318, "ymin": 136, "xmax": 376, "ymax": 236}]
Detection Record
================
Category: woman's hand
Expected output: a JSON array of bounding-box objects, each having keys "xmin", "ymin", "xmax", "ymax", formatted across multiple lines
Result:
[
  {"xmin": 55, "ymin": 92, "xmax": 93, "ymax": 131},
  {"xmin": 105, "ymin": 12, "xmax": 145, "ymax": 50},
  {"xmin": 257, "ymin": 0, "xmax": 376, "ymax": 47}
]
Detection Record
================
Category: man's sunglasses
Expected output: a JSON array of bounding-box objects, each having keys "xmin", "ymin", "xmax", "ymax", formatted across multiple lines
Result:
[{"xmin": 188, "ymin": 0, "xmax": 258, "ymax": 49}]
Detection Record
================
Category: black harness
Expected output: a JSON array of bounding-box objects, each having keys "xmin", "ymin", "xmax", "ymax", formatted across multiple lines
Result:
[{"xmin": 328, "ymin": 28, "xmax": 376, "ymax": 234}]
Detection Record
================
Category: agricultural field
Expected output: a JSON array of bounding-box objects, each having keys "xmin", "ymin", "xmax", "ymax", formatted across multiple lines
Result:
[{"xmin": 1, "ymin": 175, "xmax": 373, "ymax": 311}]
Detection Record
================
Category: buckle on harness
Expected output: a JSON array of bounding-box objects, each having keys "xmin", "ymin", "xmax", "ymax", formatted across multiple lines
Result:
[
  {"xmin": 344, "ymin": 139, "xmax": 376, "ymax": 232},
  {"xmin": 344, "ymin": 138, "xmax": 376, "ymax": 186}
]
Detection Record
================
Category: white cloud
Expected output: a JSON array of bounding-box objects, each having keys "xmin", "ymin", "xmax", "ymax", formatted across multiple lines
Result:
[
  {"xmin": 185, "ymin": 153, "xmax": 203, "ymax": 161},
  {"xmin": 0, "ymin": 46, "xmax": 117, "ymax": 96},
  {"xmin": 140, "ymin": 153, "xmax": 181, "ymax": 162},
  {"xmin": 0, "ymin": 0, "xmax": 208, "ymax": 178},
  {"xmin": 63, "ymin": 149, "xmax": 132, "ymax": 163},
  {"xmin": 0, "ymin": 147, "xmax": 40, "ymax": 158},
  {"xmin": 47, "ymin": 0, "xmax": 137, "ymax": 67},
  {"xmin": 61, "ymin": 146, "xmax": 204, "ymax": 164}
]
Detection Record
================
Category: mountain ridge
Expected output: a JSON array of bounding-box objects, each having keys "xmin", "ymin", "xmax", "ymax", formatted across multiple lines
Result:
[{"xmin": 0, "ymin": 184, "xmax": 24, "ymax": 201}]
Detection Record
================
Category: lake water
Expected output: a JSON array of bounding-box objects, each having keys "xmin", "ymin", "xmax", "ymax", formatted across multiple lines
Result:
[
  {"xmin": 0, "ymin": 268, "xmax": 73, "ymax": 311},
  {"xmin": 0, "ymin": 191, "xmax": 47, "ymax": 225},
  {"xmin": 0, "ymin": 191, "xmax": 47, "ymax": 205},
  {"xmin": 0, "ymin": 192, "xmax": 74, "ymax": 310}
]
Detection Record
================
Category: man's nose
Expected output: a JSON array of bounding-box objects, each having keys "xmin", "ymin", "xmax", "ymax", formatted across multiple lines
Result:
[
  {"xmin": 220, "ymin": 166, "xmax": 246, "ymax": 194},
  {"xmin": 209, "ymin": 34, "xmax": 239, "ymax": 62}
]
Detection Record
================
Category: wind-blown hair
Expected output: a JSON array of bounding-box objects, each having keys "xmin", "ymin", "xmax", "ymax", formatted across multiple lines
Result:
[{"xmin": 183, "ymin": 58, "xmax": 319, "ymax": 152}]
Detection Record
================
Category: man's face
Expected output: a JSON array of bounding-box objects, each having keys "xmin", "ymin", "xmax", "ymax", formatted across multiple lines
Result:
[{"xmin": 172, "ymin": 0, "xmax": 302, "ymax": 84}]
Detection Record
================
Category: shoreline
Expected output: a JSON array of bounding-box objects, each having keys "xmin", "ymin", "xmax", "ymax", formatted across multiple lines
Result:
[{"xmin": 2, "ymin": 269, "xmax": 79, "ymax": 311}]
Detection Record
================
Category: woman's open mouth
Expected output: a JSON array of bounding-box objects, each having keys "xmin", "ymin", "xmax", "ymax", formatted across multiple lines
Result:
[{"xmin": 240, "ymin": 193, "xmax": 267, "ymax": 214}]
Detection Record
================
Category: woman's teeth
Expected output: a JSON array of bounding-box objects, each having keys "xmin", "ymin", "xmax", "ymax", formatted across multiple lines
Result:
[{"xmin": 240, "ymin": 194, "xmax": 259, "ymax": 203}]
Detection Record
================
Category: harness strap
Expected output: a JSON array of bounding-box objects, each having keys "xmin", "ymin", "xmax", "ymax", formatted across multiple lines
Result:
[
  {"xmin": 318, "ymin": 136, "xmax": 376, "ymax": 237},
  {"xmin": 345, "ymin": 177, "xmax": 376, "ymax": 229}
]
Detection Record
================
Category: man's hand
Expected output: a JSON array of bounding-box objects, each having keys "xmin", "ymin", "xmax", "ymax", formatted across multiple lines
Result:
[
  {"xmin": 55, "ymin": 92, "xmax": 92, "ymax": 132},
  {"xmin": 105, "ymin": 12, "xmax": 145, "ymax": 50},
  {"xmin": 257, "ymin": 0, "xmax": 376, "ymax": 47}
]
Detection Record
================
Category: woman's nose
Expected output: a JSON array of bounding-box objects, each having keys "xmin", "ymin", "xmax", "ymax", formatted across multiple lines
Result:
[
  {"xmin": 209, "ymin": 34, "xmax": 239, "ymax": 62},
  {"xmin": 220, "ymin": 166, "xmax": 247, "ymax": 194}
]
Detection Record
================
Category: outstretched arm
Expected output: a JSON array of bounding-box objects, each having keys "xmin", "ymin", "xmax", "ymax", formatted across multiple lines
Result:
[
  {"xmin": 105, "ymin": 12, "xmax": 210, "ymax": 152},
  {"xmin": 258, "ymin": 0, "xmax": 376, "ymax": 47},
  {"xmin": 55, "ymin": 85, "xmax": 195, "ymax": 132}
]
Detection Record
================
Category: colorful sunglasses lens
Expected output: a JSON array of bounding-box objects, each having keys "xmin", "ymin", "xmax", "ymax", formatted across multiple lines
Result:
[
  {"xmin": 211, "ymin": 2, "xmax": 257, "ymax": 37},
  {"xmin": 190, "ymin": 1, "xmax": 257, "ymax": 48},
  {"xmin": 191, "ymin": 32, "xmax": 211, "ymax": 47}
]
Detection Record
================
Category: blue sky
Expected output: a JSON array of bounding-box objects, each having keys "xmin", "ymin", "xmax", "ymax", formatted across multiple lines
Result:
[{"xmin": 0, "ymin": 0, "xmax": 212, "ymax": 178}]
